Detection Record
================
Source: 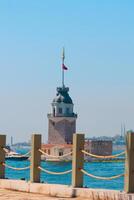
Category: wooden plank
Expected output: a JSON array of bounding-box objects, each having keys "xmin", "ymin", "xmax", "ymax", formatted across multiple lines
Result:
[
  {"xmin": 30, "ymin": 134, "xmax": 41, "ymax": 183},
  {"xmin": 0, "ymin": 135, "xmax": 6, "ymax": 179},
  {"xmin": 72, "ymin": 133, "xmax": 84, "ymax": 187},
  {"xmin": 124, "ymin": 131, "xmax": 134, "ymax": 193}
]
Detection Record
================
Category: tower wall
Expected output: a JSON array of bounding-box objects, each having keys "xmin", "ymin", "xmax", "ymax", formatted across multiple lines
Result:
[
  {"xmin": 48, "ymin": 117, "xmax": 76, "ymax": 144},
  {"xmin": 52, "ymin": 102, "xmax": 73, "ymax": 117}
]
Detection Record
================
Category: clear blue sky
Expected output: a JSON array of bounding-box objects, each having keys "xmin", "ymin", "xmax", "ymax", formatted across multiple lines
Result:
[{"xmin": 0, "ymin": 0, "xmax": 134, "ymax": 143}]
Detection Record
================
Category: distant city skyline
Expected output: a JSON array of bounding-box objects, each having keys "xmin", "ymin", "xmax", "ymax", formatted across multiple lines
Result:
[{"xmin": 0, "ymin": 1, "xmax": 134, "ymax": 143}]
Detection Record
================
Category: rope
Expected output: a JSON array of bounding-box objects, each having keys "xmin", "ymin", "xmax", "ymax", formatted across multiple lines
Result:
[
  {"xmin": 3, "ymin": 148, "xmax": 31, "ymax": 158},
  {"xmin": 38, "ymin": 166, "xmax": 72, "ymax": 175},
  {"xmin": 2, "ymin": 163, "xmax": 30, "ymax": 171},
  {"xmin": 81, "ymin": 169, "xmax": 124, "ymax": 180},
  {"xmin": 38, "ymin": 149, "xmax": 72, "ymax": 158},
  {"xmin": 28, "ymin": 156, "xmax": 31, "ymax": 160},
  {"xmin": 81, "ymin": 150, "xmax": 125, "ymax": 159}
]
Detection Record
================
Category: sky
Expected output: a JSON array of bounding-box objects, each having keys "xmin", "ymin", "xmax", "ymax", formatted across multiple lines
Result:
[{"xmin": 0, "ymin": 0, "xmax": 134, "ymax": 144}]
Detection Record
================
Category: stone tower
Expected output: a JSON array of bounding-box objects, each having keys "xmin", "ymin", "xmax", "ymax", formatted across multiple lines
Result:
[{"xmin": 47, "ymin": 49, "xmax": 77, "ymax": 144}]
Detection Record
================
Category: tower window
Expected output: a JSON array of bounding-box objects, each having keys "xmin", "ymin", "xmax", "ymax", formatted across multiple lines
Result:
[
  {"xmin": 59, "ymin": 108, "xmax": 62, "ymax": 114},
  {"xmin": 53, "ymin": 108, "xmax": 55, "ymax": 116},
  {"xmin": 66, "ymin": 108, "xmax": 70, "ymax": 114},
  {"xmin": 59, "ymin": 151, "xmax": 63, "ymax": 156}
]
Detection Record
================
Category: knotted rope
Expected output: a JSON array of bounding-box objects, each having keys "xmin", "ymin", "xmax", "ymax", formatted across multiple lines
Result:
[
  {"xmin": 81, "ymin": 150, "xmax": 125, "ymax": 159},
  {"xmin": 38, "ymin": 166, "xmax": 72, "ymax": 175},
  {"xmin": 39, "ymin": 149, "xmax": 72, "ymax": 158},
  {"xmin": 81, "ymin": 169, "xmax": 124, "ymax": 180},
  {"xmin": 2, "ymin": 163, "xmax": 30, "ymax": 171}
]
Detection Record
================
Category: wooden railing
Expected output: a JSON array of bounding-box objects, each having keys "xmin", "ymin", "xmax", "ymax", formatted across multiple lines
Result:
[{"xmin": 0, "ymin": 131, "xmax": 134, "ymax": 193}]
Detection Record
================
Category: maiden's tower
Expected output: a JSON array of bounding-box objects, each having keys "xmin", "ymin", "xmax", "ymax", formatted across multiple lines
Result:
[{"xmin": 47, "ymin": 49, "xmax": 77, "ymax": 144}]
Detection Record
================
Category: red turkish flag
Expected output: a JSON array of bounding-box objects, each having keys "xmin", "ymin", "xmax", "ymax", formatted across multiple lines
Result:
[{"xmin": 62, "ymin": 63, "xmax": 68, "ymax": 70}]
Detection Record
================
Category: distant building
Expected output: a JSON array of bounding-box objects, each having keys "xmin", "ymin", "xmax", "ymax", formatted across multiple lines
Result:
[
  {"xmin": 42, "ymin": 139, "xmax": 112, "ymax": 161},
  {"xmin": 42, "ymin": 143, "xmax": 72, "ymax": 161},
  {"xmin": 85, "ymin": 139, "xmax": 112, "ymax": 156},
  {"xmin": 11, "ymin": 136, "xmax": 13, "ymax": 146}
]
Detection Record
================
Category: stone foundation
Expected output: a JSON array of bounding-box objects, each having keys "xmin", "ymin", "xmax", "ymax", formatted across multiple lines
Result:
[{"xmin": 0, "ymin": 179, "xmax": 134, "ymax": 199}]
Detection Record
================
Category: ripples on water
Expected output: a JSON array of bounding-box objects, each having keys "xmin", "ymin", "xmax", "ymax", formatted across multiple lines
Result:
[{"xmin": 5, "ymin": 160, "xmax": 124, "ymax": 191}]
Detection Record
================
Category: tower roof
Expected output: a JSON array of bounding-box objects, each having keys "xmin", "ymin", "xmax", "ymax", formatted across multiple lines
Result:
[{"xmin": 53, "ymin": 86, "xmax": 73, "ymax": 104}]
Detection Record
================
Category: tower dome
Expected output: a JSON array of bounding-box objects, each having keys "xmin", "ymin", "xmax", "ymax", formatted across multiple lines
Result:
[
  {"xmin": 51, "ymin": 86, "xmax": 76, "ymax": 118},
  {"xmin": 53, "ymin": 87, "xmax": 73, "ymax": 104}
]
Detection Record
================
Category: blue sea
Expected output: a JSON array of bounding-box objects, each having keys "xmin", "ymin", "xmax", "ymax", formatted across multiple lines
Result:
[{"xmin": 5, "ymin": 149, "xmax": 125, "ymax": 191}]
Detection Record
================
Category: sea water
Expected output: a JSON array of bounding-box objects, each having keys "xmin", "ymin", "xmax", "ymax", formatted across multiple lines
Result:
[{"xmin": 5, "ymin": 160, "xmax": 124, "ymax": 191}]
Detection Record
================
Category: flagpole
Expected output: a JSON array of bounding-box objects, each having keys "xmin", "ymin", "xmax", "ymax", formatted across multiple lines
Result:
[
  {"xmin": 62, "ymin": 67, "xmax": 64, "ymax": 87},
  {"xmin": 62, "ymin": 48, "xmax": 65, "ymax": 88}
]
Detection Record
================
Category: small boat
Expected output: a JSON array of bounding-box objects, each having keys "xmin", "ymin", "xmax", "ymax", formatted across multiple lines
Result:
[{"xmin": 5, "ymin": 146, "xmax": 29, "ymax": 161}]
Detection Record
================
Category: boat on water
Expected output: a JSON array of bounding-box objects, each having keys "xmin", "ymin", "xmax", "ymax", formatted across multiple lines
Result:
[{"xmin": 4, "ymin": 146, "xmax": 29, "ymax": 161}]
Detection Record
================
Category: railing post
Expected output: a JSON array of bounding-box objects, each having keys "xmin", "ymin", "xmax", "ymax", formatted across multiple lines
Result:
[
  {"xmin": 72, "ymin": 133, "xmax": 84, "ymax": 187},
  {"xmin": 124, "ymin": 131, "xmax": 134, "ymax": 193},
  {"xmin": 0, "ymin": 135, "xmax": 6, "ymax": 179},
  {"xmin": 30, "ymin": 134, "xmax": 41, "ymax": 183}
]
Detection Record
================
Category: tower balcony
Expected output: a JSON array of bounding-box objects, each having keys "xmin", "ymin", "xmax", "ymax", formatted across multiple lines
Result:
[{"xmin": 47, "ymin": 113, "xmax": 77, "ymax": 118}]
